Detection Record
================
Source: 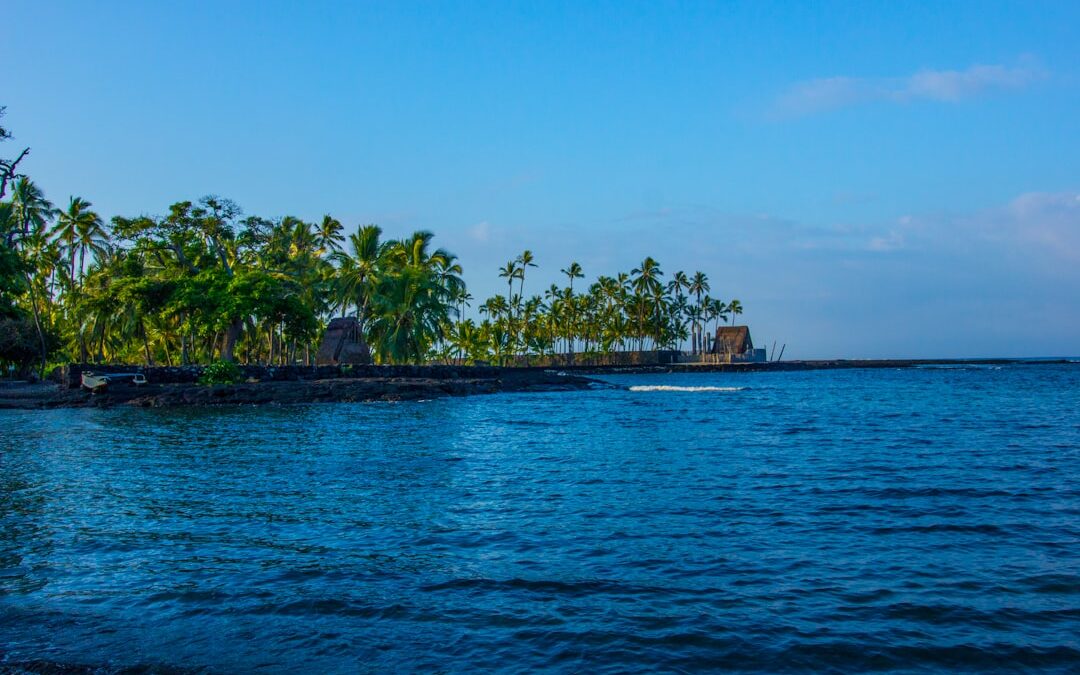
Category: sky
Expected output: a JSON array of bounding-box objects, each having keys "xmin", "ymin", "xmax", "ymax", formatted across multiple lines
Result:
[{"xmin": 4, "ymin": 0, "xmax": 1079, "ymax": 358}]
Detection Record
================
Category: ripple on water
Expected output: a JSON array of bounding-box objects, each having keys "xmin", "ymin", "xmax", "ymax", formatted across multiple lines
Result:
[{"xmin": 0, "ymin": 365, "xmax": 1079, "ymax": 672}]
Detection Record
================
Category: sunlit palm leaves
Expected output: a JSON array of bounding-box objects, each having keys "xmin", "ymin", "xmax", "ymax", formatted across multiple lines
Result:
[{"xmin": 4, "ymin": 179, "xmax": 745, "ymax": 368}]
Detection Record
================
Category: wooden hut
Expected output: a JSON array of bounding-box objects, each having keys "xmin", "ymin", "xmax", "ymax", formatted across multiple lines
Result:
[
  {"xmin": 315, "ymin": 317, "xmax": 372, "ymax": 366},
  {"xmin": 710, "ymin": 325, "xmax": 766, "ymax": 362}
]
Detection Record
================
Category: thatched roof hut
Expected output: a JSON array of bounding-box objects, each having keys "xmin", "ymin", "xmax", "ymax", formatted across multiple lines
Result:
[
  {"xmin": 315, "ymin": 317, "xmax": 372, "ymax": 366},
  {"xmin": 711, "ymin": 325, "xmax": 754, "ymax": 355}
]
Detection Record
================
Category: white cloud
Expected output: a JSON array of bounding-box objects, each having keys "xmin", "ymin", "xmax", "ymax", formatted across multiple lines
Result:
[
  {"xmin": 866, "ymin": 231, "xmax": 905, "ymax": 252},
  {"xmin": 983, "ymin": 190, "xmax": 1080, "ymax": 261},
  {"xmin": 905, "ymin": 64, "xmax": 1038, "ymax": 101},
  {"xmin": 468, "ymin": 220, "xmax": 492, "ymax": 243},
  {"xmin": 772, "ymin": 61, "xmax": 1046, "ymax": 118}
]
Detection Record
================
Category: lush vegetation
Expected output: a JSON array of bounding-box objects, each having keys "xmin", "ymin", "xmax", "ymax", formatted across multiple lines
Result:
[
  {"xmin": 0, "ymin": 107, "xmax": 743, "ymax": 373},
  {"xmin": 453, "ymin": 255, "xmax": 741, "ymax": 365},
  {"xmin": 198, "ymin": 360, "xmax": 244, "ymax": 386}
]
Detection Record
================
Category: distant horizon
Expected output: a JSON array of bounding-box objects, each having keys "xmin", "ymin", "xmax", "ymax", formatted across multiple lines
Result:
[
  {"xmin": 5, "ymin": 1, "xmax": 1078, "ymax": 359},
  {"xmin": 772, "ymin": 355, "xmax": 1080, "ymax": 362}
]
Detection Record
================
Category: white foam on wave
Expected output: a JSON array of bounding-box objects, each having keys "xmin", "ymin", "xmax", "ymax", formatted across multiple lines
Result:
[{"xmin": 628, "ymin": 385, "xmax": 747, "ymax": 392}]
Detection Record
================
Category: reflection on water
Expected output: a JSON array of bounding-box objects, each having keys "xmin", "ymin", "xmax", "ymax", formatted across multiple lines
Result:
[{"xmin": 2, "ymin": 365, "xmax": 1079, "ymax": 672}]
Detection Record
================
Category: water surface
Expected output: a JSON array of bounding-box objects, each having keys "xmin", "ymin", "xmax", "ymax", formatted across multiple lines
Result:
[{"xmin": 2, "ymin": 365, "xmax": 1079, "ymax": 672}]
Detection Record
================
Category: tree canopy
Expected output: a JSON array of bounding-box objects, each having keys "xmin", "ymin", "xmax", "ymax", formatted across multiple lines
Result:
[{"xmin": 0, "ymin": 107, "xmax": 744, "ymax": 372}]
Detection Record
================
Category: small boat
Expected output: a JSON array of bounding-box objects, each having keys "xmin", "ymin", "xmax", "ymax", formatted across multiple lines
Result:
[{"xmin": 81, "ymin": 372, "xmax": 148, "ymax": 391}]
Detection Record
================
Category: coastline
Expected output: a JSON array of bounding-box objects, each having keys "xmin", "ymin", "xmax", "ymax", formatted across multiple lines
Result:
[
  {"xmin": 0, "ymin": 358, "xmax": 1074, "ymax": 410},
  {"xmin": 571, "ymin": 357, "xmax": 1078, "ymax": 374},
  {"xmin": 0, "ymin": 370, "xmax": 599, "ymax": 410}
]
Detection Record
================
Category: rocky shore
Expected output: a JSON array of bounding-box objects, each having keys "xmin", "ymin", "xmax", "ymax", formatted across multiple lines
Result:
[
  {"xmin": 0, "ymin": 370, "xmax": 598, "ymax": 410},
  {"xmin": 2, "ymin": 358, "xmax": 1073, "ymax": 410}
]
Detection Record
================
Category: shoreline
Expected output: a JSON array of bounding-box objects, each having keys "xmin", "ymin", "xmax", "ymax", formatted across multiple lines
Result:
[
  {"xmin": 571, "ymin": 357, "xmax": 1077, "ymax": 374},
  {"xmin": 0, "ymin": 358, "xmax": 1075, "ymax": 410},
  {"xmin": 0, "ymin": 371, "xmax": 600, "ymax": 410}
]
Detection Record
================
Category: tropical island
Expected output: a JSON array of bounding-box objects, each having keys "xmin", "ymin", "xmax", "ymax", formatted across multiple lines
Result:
[
  {"xmin": 5, "ymin": 106, "xmax": 1075, "ymax": 412},
  {"xmin": 1, "ymin": 105, "xmax": 756, "ymax": 406}
]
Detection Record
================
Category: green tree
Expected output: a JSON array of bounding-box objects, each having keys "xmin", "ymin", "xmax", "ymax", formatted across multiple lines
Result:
[
  {"xmin": 631, "ymin": 257, "xmax": 663, "ymax": 349},
  {"xmin": 728, "ymin": 298, "xmax": 743, "ymax": 326},
  {"xmin": 335, "ymin": 224, "xmax": 383, "ymax": 324},
  {"xmin": 51, "ymin": 197, "xmax": 106, "ymax": 288},
  {"xmin": 688, "ymin": 271, "xmax": 709, "ymax": 354},
  {"xmin": 8, "ymin": 178, "xmax": 56, "ymax": 371}
]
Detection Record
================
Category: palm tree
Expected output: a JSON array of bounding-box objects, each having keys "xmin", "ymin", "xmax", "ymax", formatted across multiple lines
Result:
[
  {"xmin": 448, "ymin": 318, "xmax": 478, "ymax": 362},
  {"xmin": 728, "ymin": 299, "xmax": 743, "ymax": 326},
  {"xmin": 334, "ymin": 224, "xmax": 382, "ymax": 324},
  {"xmin": 9, "ymin": 178, "xmax": 55, "ymax": 371},
  {"xmin": 516, "ymin": 249, "xmax": 536, "ymax": 304},
  {"xmin": 631, "ymin": 257, "xmax": 663, "ymax": 350},
  {"xmin": 709, "ymin": 298, "xmax": 729, "ymax": 345},
  {"xmin": 5, "ymin": 176, "xmax": 758, "ymax": 369},
  {"xmin": 688, "ymin": 271, "xmax": 709, "ymax": 354},
  {"xmin": 479, "ymin": 295, "xmax": 508, "ymax": 322},
  {"xmin": 498, "ymin": 260, "xmax": 520, "ymax": 311},
  {"xmin": 361, "ymin": 230, "xmax": 462, "ymax": 364},
  {"xmin": 9, "ymin": 178, "xmax": 55, "ymax": 240},
  {"xmin": 455, "ymin": 288, "xmax": 473, "ymax": 324},
  {"xmin": 667, "ymin": 271, "xmax": 689, "ymax": 350},
  {"xmin": 561, "ymin": 261, "xmax": 584, "ymax": 292},
  {"xmin": 316, "ymin": 215, "xmax": 344, "ymax": 254},
  {"xmin": 686, "ymin": 304, "xmax": 704, "ymax": 354},
  {"xmin": 560, "ymin": 262, "xmax": 584, "ymax": 361},
  {"xmin": 45, "ymin": 198, "xmax": 105, "ymax": 361},
  {"xmin": 669, "ymin": 270, "xmax": 689, "ymax": 298},
  {"xmin": 367, "ymin": 265, "xmax": 447, "ymax": 363},
  {"xmin": 497, "ymin": 260, "xmax": 522, "ymax": 354},
  {"xmin": 51, "ymin": 197, "xmax": 90, "ymax": 288},
  {"xmin": 73, "ymin": 207, "xmax": 109, "ymax": 283}
]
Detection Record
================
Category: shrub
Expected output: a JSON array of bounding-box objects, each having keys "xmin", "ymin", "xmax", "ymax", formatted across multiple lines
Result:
[
  {"xmin": 0, "ymin": 317, "xmax": 41, "ymax": 367},
  {"xmin": 199, "ymin": 360, "xmax": 243, "ymax": 385}
]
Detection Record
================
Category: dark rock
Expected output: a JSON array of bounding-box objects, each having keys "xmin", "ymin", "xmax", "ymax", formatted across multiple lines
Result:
[{"xmin": 14, "ymin": 370, "xmax": 597, "ymax": 409}]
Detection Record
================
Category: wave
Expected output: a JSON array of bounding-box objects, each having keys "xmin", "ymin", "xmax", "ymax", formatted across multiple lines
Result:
[
  {"xmin": 915, "ymin": 364, "xmax": 998, "ymax": 370},
  {"xmin": 628, "ymin": 385, "xmax": 747, "ymax": 392}
]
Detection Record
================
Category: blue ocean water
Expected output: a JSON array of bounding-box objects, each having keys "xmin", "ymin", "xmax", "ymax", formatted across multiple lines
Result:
[{"xmin": 1, "ymin": 364, "xmax": 1079, "ymax": 673}]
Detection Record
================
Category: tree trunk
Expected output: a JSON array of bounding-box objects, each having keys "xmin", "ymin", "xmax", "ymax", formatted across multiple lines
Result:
[
  {"xmin": 141, "ymin": 319, "xmax": 154, "ymax": 366},
  {"xmin": 220, "ymin": 318, "xmax": 243, "ymax": 362},
  {"xmin": 21, "ymin": 270, "xmax": 48, "ymax": 375},
  {"xmin": 180, "ymin": 314, "xmax": 190, "ymax": 365}
]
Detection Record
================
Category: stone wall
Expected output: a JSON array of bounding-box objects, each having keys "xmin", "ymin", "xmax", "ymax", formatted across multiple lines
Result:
[
  {"xmin": 60, "ymin": 363, "xmax": 508, "ymax": 389},
  {"xmin": 506, "ymin": 350, "xmax": 681, "ymax": 368},
  {"xmin": 59, "ymin": 356, "xmax": 688, "ymax": 389}
]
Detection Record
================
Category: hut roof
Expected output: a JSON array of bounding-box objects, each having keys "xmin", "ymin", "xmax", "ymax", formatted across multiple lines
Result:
[
  {"xmin": 711, "ymin": 325, "xmax": 753, "ymax": 355},
  {"xmin": 316, "ymin": 317, "xmax": 372, "ymax": 366}
]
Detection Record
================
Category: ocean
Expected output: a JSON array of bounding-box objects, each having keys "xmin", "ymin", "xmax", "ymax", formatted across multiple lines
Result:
[{"xmin": 1, "ymin": 364, "xmax": 1078, "ymax": 672}]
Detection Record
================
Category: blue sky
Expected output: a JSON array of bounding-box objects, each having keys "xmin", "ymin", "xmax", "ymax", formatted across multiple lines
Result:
[{"xmin": 5, "ymin": 1, "xmax": 1079, "ymax": 358}]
